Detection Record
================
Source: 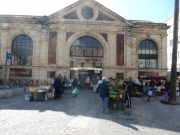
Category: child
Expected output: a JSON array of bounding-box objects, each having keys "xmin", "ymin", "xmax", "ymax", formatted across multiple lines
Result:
[{"xmin": 147, "ymin": 88, "xmax": 153, "ymax": 101}]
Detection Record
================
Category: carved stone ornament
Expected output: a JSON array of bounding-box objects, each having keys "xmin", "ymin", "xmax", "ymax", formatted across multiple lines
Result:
[
  {"xmin": 147, "ymin": 33, "xmax": 150, "ymax": 38},
  {"xmin": 20, "ymin": 29, "xmax": 24, "ymax": 33}
]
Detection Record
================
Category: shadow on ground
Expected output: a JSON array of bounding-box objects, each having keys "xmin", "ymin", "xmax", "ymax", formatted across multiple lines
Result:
[{"xmin": 0, "ymin": 88, "xmax": 180, "ymax": 133}]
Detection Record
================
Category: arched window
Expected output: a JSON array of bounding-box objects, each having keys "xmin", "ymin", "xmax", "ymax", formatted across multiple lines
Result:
[
  {"xmin": 12, "ymin": 35, "xmax": 33, "ymax": 66},
  {"xmin": 138, "ymin": 40, "xmax": 158, "ymax": 69},
  {"xmin": 70, "ymin": 36, "xmax": 103, "ymax": 68}
]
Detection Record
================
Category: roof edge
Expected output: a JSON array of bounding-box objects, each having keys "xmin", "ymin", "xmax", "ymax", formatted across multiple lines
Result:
[{"xmin": 163, "ymin": 10, "xmax": 180, "ymax": 23}]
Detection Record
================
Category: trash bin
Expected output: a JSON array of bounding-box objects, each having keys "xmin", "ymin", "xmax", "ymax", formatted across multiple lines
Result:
[
  {"xmin": 31, "ymin": 92, "xmax": 37, "ymax": 101},
  {"xmin": 37, "ymin": 92, "xmax": 45, "ymax": 101},
  {"xmin": 108, "ymin": 97, "xmax": 113, "ymax": 108},
  {"xmin": 116, "ymin": 93, "xmax": 125, "ymax": 110}
]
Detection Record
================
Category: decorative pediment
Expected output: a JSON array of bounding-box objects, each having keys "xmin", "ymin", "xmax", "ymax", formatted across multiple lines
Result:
[
  {"xmin": 96, "ymin": 11, "xmax": 114, "ymax": 21},
  {"xmin": 64, "ymin": 10, "xmax": 79, "ymax": 19},
  {"xmin": 47, "ymin": 0, "xmax": 132, "ymax": 26}
]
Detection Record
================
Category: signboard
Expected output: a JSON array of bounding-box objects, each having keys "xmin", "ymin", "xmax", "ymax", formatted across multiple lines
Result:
[{"xmin": 7, "ymin": 53, "xmax": 12, "ymax": 62}]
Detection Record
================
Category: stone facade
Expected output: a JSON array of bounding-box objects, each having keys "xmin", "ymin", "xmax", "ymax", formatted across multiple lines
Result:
[{"xmin": 0, "ymin": 0, "xmax": 168, "ymax": 84}]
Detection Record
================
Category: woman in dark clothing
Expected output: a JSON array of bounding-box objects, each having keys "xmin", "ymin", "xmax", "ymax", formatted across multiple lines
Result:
[
  {"xmin": 165, "ymin": 80, "xmax": 170, "ymax": 92},
  {"xmin": 122, "ymin": 80, "xmax": 127, "ymax": 90},
  {"xmin": 72, "ymin": 75, "xmax": 78, "ymax": 97},
  {"xmin": 54, "ymin": 75, "xmax": 63, "ymax": 99}
]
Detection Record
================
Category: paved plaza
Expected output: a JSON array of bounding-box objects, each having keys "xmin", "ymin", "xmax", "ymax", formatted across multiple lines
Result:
[{"xmin": 0, "ymin": 89, "xmax": 180, "ymax": 135}]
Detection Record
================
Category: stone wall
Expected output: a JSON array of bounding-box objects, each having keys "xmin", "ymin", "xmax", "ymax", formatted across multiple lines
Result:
[{"xmin": 0, "ymin": 1, "xmax": 168, "ymax": 83}]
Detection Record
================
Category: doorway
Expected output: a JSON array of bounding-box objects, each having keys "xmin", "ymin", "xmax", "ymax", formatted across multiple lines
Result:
[{"xmin": 70, "ymin": 70, "xmax": 102, "ymax": 80}]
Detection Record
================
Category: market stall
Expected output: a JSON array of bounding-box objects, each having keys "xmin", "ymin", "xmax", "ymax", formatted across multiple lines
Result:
[
  {"xmin": 28, "ymin": 86, "xmax": 52, "ymax": 101},
  {"xmin": 137, "ymin": 76, "xmax": 167, "ymax": 95}
]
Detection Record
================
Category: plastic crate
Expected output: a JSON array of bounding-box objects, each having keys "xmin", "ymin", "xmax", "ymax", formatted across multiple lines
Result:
[
  {"xmin": 109, "ymin": 92, "xmax": 117, "ymax": 98},
  {"xmin": 25, "ymin": 95, "xmax": 31, "ymax": 101},
  {"xmin": 110, "ymin": 94, "xmax": 116, "ymax": 98}
]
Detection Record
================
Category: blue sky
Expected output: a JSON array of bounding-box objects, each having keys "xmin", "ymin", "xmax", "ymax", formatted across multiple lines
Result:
[{"xmin": 0, "ymin": 0, "xmax": 176, "ymax": 23}]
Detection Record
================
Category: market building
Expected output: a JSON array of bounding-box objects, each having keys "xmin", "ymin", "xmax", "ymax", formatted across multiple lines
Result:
[{"xmin": 0, "ymin": 0, "xmax": 168, "ymax": 84}]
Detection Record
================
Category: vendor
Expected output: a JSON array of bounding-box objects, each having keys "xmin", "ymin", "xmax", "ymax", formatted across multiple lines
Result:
[
  {"xmin": 63, "ymin": 76, "xmax": 67, "ymax": 86},
  {"xmin": 122, "ymin": 79, "xmax": 127, "ymax": 90}
]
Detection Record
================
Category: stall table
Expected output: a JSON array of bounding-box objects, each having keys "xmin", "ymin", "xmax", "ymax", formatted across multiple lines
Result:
[
  {"xmin": 63, "ymin": 85, "xmax": 71, "ymax": 90},
  {"xmin": 30, "ymin": 87, "xmax": 51, "ymax": 101}
]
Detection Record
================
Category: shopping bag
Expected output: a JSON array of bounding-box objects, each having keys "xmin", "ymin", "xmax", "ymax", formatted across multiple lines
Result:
[
  {"xmin": 72, "ymin": 89, "xmax": 75, "ymax": 94},
  {"xmin": 51, "ymin": 88, "xmax": 54, "ymax": 97},
  {"xmin": 54, "ymin": 91, "xmax": 56, "ymax": 97},
  {"xmin": 75, "ymin": 87, "xmax": 78, "ymax": 94},
  {"xmin": 72, "ymin": 87, "xmax": 78, "ymax": 94},
  {"xmin": 72, "ymin": 88, "xmax": 76, "ymax": 94}
]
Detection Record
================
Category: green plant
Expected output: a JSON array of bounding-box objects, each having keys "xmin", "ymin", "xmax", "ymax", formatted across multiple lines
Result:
[
  {"xmin": 136, "ymin": 92, "xmax": 142, "ymax": 97},
  {"xmin": 131, "ymin": 92, "xmax": 142, "ymax": 97},
  {"xmin": 109, "ymin": 87, "xmax": 114, "ymax": 92},
  {"xmin": 114, "ymin": 87, "xmax": 119, "ymax": 92},
  {"xmin": 108, "ymin": 77, "xmax": 113, "ymax": 80},
  {"xmin": 118, "ymin": 84, "xmax": 122, "ymax": 89},
  {"xmin": 113, "ymin": 77, "xmax": 117, "ymax": 80},
  {"xmin": 115, "ymin": 78, "xmax": 121, "ymax": 87},
  {"xmin": 133, "ymin": 89, "xmax": 137, "ymax": 92},
  {"xmin": 131, "ymin": 93, "xmax": 136, "ymax": 97}
]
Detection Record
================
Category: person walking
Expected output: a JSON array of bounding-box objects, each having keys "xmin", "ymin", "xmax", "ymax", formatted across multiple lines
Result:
[
  {"xmin": 59, "ymin": 74, "xmax": 63, "ymax": 82},
  {"xmin": 72, "ymin": 75, "xmax": 78, "ymax": 97},
  {"xmin": 79, "ymin": 74, "xmax": 85, "ymax": 90},
  {"xmin": 86, "ymin": 76, "xmax": 91, "ymax": 89},
  {"xmin": 96, "ymin": 77, "xmax": 109, "ymax": 114},
  {"xmin": 92, "ymin": 75, "xmax": 98, "ymax": 92},
  {"xmin": 59, "ymin": 74, "xmax": 63, "ymax": 96},
  {"xmin": 63, "ymin": 76, "xmax": 67, "ymax": 86},
  {"xmin": 125, "ymin": 77, "xmax": 133, "ymax": 108},
  {"xmin": 147, "ymin": 88, "xmax": 153, "ymax": 101},
  {"xmin": 54, "ymin": 75, "xmax": 63, "ymax": 99}
]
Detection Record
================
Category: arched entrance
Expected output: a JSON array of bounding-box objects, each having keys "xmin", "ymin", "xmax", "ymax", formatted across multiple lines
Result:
[{"xmin": 70, "ymin": 36, "xmax": 103, "ymax": 79}]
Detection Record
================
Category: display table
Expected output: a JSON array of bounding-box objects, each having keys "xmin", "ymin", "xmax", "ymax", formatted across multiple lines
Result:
[
  {"xmin": 63, "ymin": 85, "xmax": 71, "ymax": 90},
  {"xmin": 30, "ymin": 86, "xmax": 51, "ymax": 102},
  {"xmin": 108, "ymin": 92, "xmax": 125, "ymax": 110}
]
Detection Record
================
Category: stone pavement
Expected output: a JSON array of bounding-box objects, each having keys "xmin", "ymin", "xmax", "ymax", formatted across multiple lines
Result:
[{"xmin": 0, "ymin": 88, "xmax": 180, "ymax": 135}]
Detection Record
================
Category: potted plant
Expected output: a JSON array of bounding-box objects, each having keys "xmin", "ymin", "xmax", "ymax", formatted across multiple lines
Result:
[
  {"xmin": 118, "ymin": 84, "xmax": 122, "ymax": 90},
  {"xmin": 133, "ymin": 89, "xmax": 136, "ymax": 94}
]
